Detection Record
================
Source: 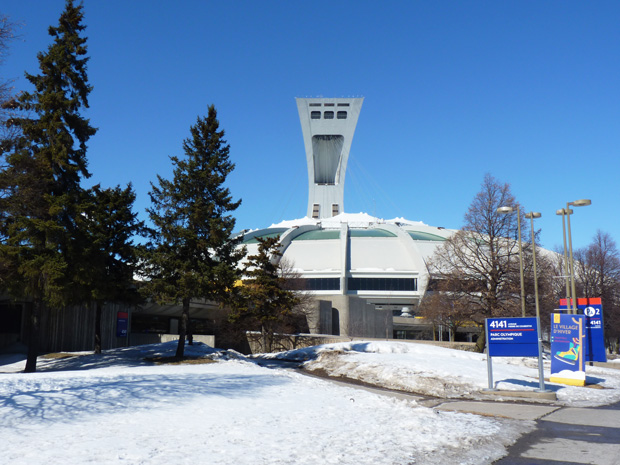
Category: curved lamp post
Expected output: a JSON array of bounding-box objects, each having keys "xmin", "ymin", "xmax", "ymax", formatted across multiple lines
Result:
[
  {"xmin": 525, "ymin": 211, "xmax": 545, "ymax": 390},
  {"xmin": 566, "ymin": 199, "xmax": 592, "ymax": 314},
  {"xmin": 556, "ymin": 208, "xmax": 573, "ymax": 313},
  {"xmin": 525, "ymin": 212, "xmax": 542, "ymax": 321},
  {"xmin": 497, "ymin": 205, "xmax": 525, "ymax": 317}
]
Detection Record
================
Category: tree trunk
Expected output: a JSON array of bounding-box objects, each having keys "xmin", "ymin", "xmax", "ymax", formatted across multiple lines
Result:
[
  {"xmin": 475, "ymin": 325, "xmax": 486, "ymax": 353},
  {"xmin": 261, "ymin": 324, "xmax": 270, "ymax": 353},
  {"xmin": 187, "ymin": 318, "xmax": 193, "ymax": 346},
  {"xmin": 175, "ymin": 298, "xmax": 190, "ymax": 358},
  {"xmin": 94, "ymin": 300, "xmax": 102, "ymax": 354},
  {"xmin": 24, "ymin": 300, "xmax": 41, "ymax": 373}
]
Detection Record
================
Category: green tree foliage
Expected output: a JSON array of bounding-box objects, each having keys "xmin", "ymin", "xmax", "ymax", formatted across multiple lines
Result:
[
  {"xmin": 0, "ymin": 0, "xmax": 95, "ymax": 372},
  {"xmin": 77, "ymin": 184, "xmax": 144, "ymax": 353},
  {"xmin": 429, "ymin": 174, "xmax": 525, "ymax": 351},
  {"xmin": 143, "ymin": 105, "xmax": 243, "ymax": 358},
  {"xmin": 230, "ymin": 236, "xmax": 300, "ymax": 353}
]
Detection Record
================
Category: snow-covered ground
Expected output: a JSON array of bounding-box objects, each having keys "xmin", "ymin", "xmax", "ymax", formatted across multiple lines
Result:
[
  {"xmin": 1, "ymin": 341, "xmax": 619, "ymax": 465},
  {"xmin": 274, "ymin": 341, "xmax": 620, "ymax": 407}
]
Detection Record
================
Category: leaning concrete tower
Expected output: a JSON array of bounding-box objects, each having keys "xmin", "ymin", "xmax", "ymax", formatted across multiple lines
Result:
[{"xmin": 296, "ymin": 97, "xmax": 363, "ymax": 219}]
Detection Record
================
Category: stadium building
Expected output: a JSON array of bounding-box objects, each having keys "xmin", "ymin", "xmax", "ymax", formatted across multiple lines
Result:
[{"xmin": 238, "ymin": 98, "xmax": 457, "ymax": 340}]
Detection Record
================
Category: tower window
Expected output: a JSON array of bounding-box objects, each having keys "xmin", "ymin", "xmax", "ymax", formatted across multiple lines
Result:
[
  {"xmin": 332, "ymin": 204, "xmax": 339, "ymax": 216},
  {"xmin": 311, "ymin": 111, "xmax": 321, "ymax": 119},
  {"xmin": 312, "ymin": 204, "xmax": 320, "ymax": 219},
  {"xmin": 337, "ymin": 103, "xmax": 350, "ymax": 107},
  {"xmin": 312, "ymin": 135, "xmax": 344, "ymax": 184},
  {"xmin": 324, "ymin": 111, "xmax": 334, "ymax": 119},
  {"xmin": 337, "ymin": 111, "xmax": 347, "ymax": 119},
  {"xmin": 309, "ymin": 103, "xmax": 322, "ymax": 107},
  {"xmin": 324, "ymin": 103, "xmax": 335, "ymax": 107}
]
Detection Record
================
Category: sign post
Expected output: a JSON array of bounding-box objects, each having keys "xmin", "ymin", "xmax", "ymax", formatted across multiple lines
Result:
[{"xmin": 485, "ymin": 317, "xmax": 547, "ymax": 392}]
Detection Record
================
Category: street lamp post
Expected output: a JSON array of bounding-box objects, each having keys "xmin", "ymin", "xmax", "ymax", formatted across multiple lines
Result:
[
  {"xmin": 556, "ymin": 208, "xmax": 573, "ymax": 312},
  {"xmin": 525, "ymin": 212, "xmax": 542, "ymax": 321},
  {"xmin": 566, "ymin": 199, "xmax": 592, "ymax": 314},
  {"xmin": 525, "ymin": 211, "xmax": 546, "ymax": 391},
  {"xmin": 497, "ymin": 205, "xmax": 525, "ymax": 317}
]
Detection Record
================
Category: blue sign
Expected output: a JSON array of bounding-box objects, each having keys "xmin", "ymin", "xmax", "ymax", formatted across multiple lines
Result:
[
  {"xmin": 583, "ymin": 303, "xmax": 606, "ymax": 362},
  {"xmin": 486, "ymin": 317, "xmax": 539, "ymax": 357},
  {"xmin": 550, "ymin": 313, "xmax": 585, "ymax": 383},
  {"xmin": 116, "ymin": 311, "xmax": 128, "ymax": 337},
  {"xmin": 559, "ymin": 298, "xmax": 606, "ymax": 363}
]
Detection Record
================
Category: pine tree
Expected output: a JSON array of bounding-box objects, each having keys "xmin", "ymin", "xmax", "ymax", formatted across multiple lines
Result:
[
  {"xmin": 0, "ymin": 0, "xmax": 96, "ymax": 372},
  {"xmin": 231, "ymin": 236, "xmax": 300, "ymax": 353},
  {"xmin": 144, "ymin": 105, "xmax": 243, "ymax": 358},
  {"xmin": 77, "ymin": 184, "xmax": 144, "ymax": 354}
]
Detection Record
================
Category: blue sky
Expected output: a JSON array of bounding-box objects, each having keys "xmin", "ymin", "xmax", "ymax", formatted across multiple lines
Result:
[{"xmin": 2, "ymin": 1, "xmax": 618, "ymax": 251}]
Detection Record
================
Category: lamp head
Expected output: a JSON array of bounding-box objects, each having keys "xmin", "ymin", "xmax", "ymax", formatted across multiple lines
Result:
[
  {"xmin": 569, "ymin": 199, "xmax": 592, "ymax": 207},
  {"xmin": 556, "ymin": 208, "xmax": 573, "ymax": 215},
  {"xmin": 525, "ymin": 212, "xmax": 542, "ymax": 219},
  {"xmin": 496, "ymin": 206, "xmax": 514, "ymax": 214}
]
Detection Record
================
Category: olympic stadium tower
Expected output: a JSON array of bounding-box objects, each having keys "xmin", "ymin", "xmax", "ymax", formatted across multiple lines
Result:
[{"xmin": 237, "ymin": 98, "xmax": 457, "ymax": 338}]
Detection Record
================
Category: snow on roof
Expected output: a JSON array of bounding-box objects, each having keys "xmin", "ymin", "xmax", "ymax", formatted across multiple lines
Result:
[{"xmin": 269, "ymin": 212, "xmax": 429, "ymax": 230}]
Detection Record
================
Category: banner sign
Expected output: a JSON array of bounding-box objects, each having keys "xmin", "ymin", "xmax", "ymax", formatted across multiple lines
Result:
[
  {"xmin": 559, "ymin": 298, "xmax": 606, "ymax": 363},
  {"xmin": 116, "ymin": 311, "xmax": 129, "ymax": 338},
  {"xmin": 486, "ymin": 317, "xmax": 539, "ymax": 357},
  {"xmin": 550, "ymin": 313, "xmax": 586, "ymax": 386}
]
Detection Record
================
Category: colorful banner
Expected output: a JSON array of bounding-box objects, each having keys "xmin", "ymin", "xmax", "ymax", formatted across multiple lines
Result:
[
  {"xmin": 486, "ymin": 317, "xmax": 539, "ymax": 357},
  {"xmin": 550, "ymin": 313, "xmax": 586, "ymax": 386},
  {"xmin": 559, "ymin": 297, "xmax": 607, "ymax": 363}
]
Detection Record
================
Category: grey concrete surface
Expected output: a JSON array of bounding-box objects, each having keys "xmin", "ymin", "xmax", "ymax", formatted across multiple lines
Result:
[
  {"xmin": 519, "ymin": 438, "xmax": 620, "ymax": 465},
  {"xmin": 494, "ymin": 403, "xmax": 620, "ymax": 464},
  {"xmin": 545, "ymin": 407, "xmax": 620, "ymax": 428}
]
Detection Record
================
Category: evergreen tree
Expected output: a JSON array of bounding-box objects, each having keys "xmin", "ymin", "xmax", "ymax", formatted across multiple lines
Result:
[
  {"xmin": 0, "ymin": 0, "xmax": 95, "ymax": 372},
  {"xmin": 77, "ymin": 184, "xmax": 144, "ymax": 354},
  {"xmin": 143, "ymin": 105, "xmax": 243, "ymax": 358},
  {"xmin": 230, "ymin": 236, "xmax": 300, "ymax": 353}
]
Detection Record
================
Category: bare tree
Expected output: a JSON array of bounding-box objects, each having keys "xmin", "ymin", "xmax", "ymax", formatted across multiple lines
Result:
[
  {"xmin": 0, "ymin": 15, "xmax": 20, "ymax": 148},
  {"xmin": 574, "ymin": 230, "xmax": 620, "ymax": 352},
  {"xmin": 428, "ymin": 174, "xmax": 525, "ymax": 351},
  {"xmin": 418, "ymin": 292, "xmax": 468, "ymax": 341}
]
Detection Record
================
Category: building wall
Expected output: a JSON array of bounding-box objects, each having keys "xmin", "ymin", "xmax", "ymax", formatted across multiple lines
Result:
[
  {"xmin": 318, "ymin": 295, "xmax": 392, "ymax": 339},
  {"xmin": 38, "ymin": 302, "xmax": 131, "ymax": 353}
]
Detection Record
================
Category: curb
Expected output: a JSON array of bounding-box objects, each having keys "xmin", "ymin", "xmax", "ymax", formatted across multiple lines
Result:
[{"xmin": 482, "ymin": 389, "xmax": 557, "ymax": 401}]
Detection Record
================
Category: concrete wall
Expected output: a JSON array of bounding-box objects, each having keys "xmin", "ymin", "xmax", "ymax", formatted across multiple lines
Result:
[
  {"xmin": 310, "ymin": 295, "xmax": 392, "ymax": 339},
  {"xmin": 305, "ymin": 300, "xmax": 333, "ymax": 335},
  {"xmin": 33, "ymin": 302, "xmax": 131, "ymax": 353},
  {"xmin": 130, "ymin": 333, "xmax": 215, "ymax": 347}
]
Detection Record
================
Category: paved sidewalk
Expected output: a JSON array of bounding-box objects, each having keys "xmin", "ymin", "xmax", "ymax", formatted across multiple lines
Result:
[{"xmin": 438, "ymin": 400, "xmax": 620, "ymax": 465}]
